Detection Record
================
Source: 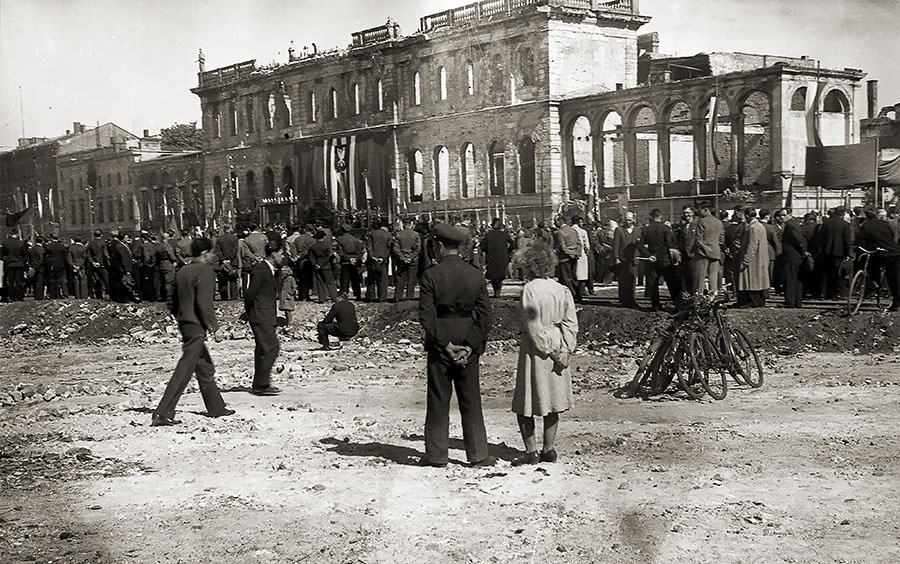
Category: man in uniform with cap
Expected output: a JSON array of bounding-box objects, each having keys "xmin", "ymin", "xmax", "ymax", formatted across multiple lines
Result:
[
  {"xmin": 418, "ymin": 223, "xmax": 496, "ymax": 467},
  {"xmin": 86, "ymin": 229, "xmax": 109, "ymax": 300}
]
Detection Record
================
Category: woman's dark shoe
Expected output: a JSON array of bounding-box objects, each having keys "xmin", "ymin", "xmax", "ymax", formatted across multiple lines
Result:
[
  {"xmin": 511, "ymin": 452, "xmax": 540, "ymax": 467},
  {"xmin": 539, "ymin": 449, "xmax": 558, "ymax": 463}
]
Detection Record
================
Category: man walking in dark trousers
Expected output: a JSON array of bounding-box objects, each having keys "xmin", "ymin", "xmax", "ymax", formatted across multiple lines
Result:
[
  {"xmin": 151, "ymin": 237, "xmax": 234, "ymax": 426},
  {"xmin": 418, "ymin": 223, "xmax": 495, "ymax": 468},
  {"xmin": 244, "ymin": 240, "xmax": 286, "ymax": 395},
  {"xmin": 1, "ymin": 229, "xmax": 28, "ymax": 302}
]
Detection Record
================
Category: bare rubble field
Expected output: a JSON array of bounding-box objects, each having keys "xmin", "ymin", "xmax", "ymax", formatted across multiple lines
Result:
[{"xmin": 2, "ymin": 298, "xmax": 900, "ymax": 564}]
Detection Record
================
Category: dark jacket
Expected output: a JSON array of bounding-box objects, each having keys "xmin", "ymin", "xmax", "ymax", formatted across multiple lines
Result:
[
  {"xmin": 44, "ymin": 241, "xmax": 68, "ymax": 271},
  {"xmin": 169, "ymin": 262, "xmax": 219, "ymax": 331},
  {"xmin": 366, "ymin": 228, "xmax": 392, "ymax": 262},
  {"xmin": 86, "ymin": 238, "xmax": 109, "ymax": 267},
  {"xmin": 323, "ymin": 300, "xmax": 360, "ymax": 337},
  {"xmin": 612, "ymin": 225, "xmax": 643, "ymax": 266},
  {"xmin": 419, "ymin": 254, "xmax": 493, "ymax": 358},
  {"xmin": 858, "ymin": 219, "xmax": 900, "ymax": 257},
  {"xmin": 215, "ymin": 232, "xmax": 240, "ymax": 263},
  {"xmin": 482, "ymin": 228, "xmax": 514, "ymax": 280},
  {"xmin": 28, "ymin": 244, "xmax": 45, "ymax": 273},
  {"xmin": 244, "ymin": 260, "xmax": 278, "ymax": 325},
  {"xmin": 641, "ymin": 221, "xmax": 676, "ymax": 265},
  {"xmin": 781, "ymin": 218, "xmax": 808, "ymax": 261},
  {"xmin": 336, "ymin": 233, "xmax": 363, "ymax": 263},
  {"xmin": 309, "ymin": 239, "xmax": 333, "ymax": 269},
  {"xmin": 1, "ymin": 237, "xmax": 28, "ymax": 268},
  {"xmin": 818, "ymin": 216, "xmax": 852, "ymax": 258}
]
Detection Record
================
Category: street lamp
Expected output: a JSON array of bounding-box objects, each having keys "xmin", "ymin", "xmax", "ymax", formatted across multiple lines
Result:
[{"xmin": 538, "ymin": 146, "xmax": 561, "ymax": 225}]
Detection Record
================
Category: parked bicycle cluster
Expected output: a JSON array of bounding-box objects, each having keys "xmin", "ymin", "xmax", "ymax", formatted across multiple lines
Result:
[{"xmin": 624, "ymin": 289, "xmax": 764, "ymax": 401}]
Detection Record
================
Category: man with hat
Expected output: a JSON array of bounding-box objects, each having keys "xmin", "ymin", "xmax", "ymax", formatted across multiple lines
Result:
[
  {"xmin": 44, "ymin": 234, "xmax": 68, "ymax": 299},
  {"xmin": 686, "ymin": 201, "xmax": 725, "ymax": 294},
  {"xmin": 418, "ymin": 222, "xmax": 495, "ymax": 467},
  {"xmin": 67, "ymin": 236, "xmax": 88, "ymax": 299},
  {"xmin": 86, "ymin": 229, "xmax": 109, "ymax": 300}
]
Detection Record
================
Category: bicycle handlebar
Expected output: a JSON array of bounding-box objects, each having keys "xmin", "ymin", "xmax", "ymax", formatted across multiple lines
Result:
[{"xmin": 856, "ymin": 246, "xmax": 888, "ymax": 255}]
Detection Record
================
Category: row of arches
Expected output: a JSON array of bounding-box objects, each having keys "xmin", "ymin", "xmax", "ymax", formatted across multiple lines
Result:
[
  {"xmin": 406, "ymin": 138, "xmax": 536, "ymax": 202},
  {"xmin": 566, "ymin": 85, "xmax": 851, "ymax": 191}
]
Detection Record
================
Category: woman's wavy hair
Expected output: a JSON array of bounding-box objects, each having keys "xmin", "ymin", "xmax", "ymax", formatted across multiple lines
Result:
[{"xmin": 515, "ymin": 240, "xmax": 558, "ymax": 280}]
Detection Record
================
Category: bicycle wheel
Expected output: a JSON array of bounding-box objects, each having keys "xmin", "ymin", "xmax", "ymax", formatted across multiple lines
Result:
[
  {"xmin": 718, "ymin": 328, "xmax": 747, "ymax": 386},
  {"xmin": 626, "ymin": 339, "xmax": 661, "ymax": 397},
  {"xmin": 847, "ymin": 269, "xmax": 867, "ymax": 315},
  {"xmin": 688, "ymin": 331, "xmax": 728, "ymax": 400},
  {"xmin": 730, "ymin": 328, "xmax": 763, "ymax": 388},
  {"xmin": 677, "ymin": 334, "xmax": 705, "ymax": 399},
  {"xmin": 649, "ymin": 335, "xmax": 678, "ymax": 395}
]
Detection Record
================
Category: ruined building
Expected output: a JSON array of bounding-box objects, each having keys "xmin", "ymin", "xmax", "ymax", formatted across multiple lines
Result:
[{"xmin": 192, "ymin": 0, "xmax": 867, "ymax": 226}]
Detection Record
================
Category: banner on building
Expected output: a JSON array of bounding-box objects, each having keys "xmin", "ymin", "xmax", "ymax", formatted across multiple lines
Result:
[
  {"xmin": 294, "ymin": 131, "xmax": 394, "ymax": 212},
  {"xmin": 805, "ymin": 141, "xmax": 879, "ymax": 187},
  {"xmin": 806, "ymin": 80, "xmax": 824, "ymax": 148}
]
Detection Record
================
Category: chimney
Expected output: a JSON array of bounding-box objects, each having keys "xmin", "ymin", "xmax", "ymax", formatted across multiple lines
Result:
[
  {"xmin": 66, "ymin": 130, "xmax": 71, "ymax": 135},
  {"xmin": 73, "ymin": 122, "xmax": 82, "ymax": 134},
  {"xmin": 867, "ymin": 80, "xmax": 878, "ymax": 119},
  {"xmin": 143, "ymin": 129, "xmax": 150, "ymax": 138}
]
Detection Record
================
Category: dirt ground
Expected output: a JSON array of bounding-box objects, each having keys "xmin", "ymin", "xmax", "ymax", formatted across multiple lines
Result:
[{"xmin": 2, "ymin": 295, "xmax": 900, "ymax": 563}]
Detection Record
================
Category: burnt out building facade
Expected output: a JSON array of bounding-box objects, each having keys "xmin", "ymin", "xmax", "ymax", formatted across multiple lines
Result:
[{"xmin": 193, "ymin": 0, "xmax": 866, "ymax": 227}]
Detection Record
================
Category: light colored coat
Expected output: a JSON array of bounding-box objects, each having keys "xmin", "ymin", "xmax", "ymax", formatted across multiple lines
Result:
[
  {"xmin": 573, "ymin": 224, "xmax": 591, "ymax": 281},
  {"xmin": 738, "ymin": 218, "xmax": 770, "ymax": 291},
  {"xmin": 513, "ymin": 278, "xmax": 578, "ymax": 417}
]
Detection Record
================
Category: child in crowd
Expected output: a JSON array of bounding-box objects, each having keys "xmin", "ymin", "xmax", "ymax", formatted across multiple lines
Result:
[{"xmin": 279, "ymin": 267, "xmax": 297, "ymax": 326}]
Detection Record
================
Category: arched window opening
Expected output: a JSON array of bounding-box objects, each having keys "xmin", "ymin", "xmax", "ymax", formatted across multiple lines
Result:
[
  {"xmin": 461, "ymin": 143, "xmax": 476, "ymax": 198},
  {"xmin": 489, "ymin": 140, "xmax": 505, "ymax": 196},
  {"xmin": 518, "ymin": 47, "xmax": 535, "ymax": 86},
  {"xmin": 631, "ymin": 106, "xmax": 659, "ymax": 185},
  {"xmin": 413, "ymin": 72, "xmax": 422, "ymax": 106},
  {"xmin": 245, "ymin": 170, "xmax": 257, "ymax": 206},
  {"xmin": 823, "ymin": 90, "xmax": 847, "ymax": 113},
  {"xmin": 263, "ymin": 167, "xmax": 275, "ymax": 199},
  {"xmin": 601, "ymin": 111, "xmax": 625, "ymax": 188},
  {"xmin": 740, "ymin": 91, "xmax": 771, "ymax": 185},
  {"xmin": 282, "ymin": 166, "xmax": 293, "ymax": 197},
  {"xmin": 490, "ymin": 55, "xmax": 505, "ymax": 102},
  {"xmin": 439, "ymin": 67, "xmax": 448, "ymax": 101},
  {"xmin": 409, "ymin": 150, "xmax": 424, "ymax": 202},
  {"xmin": 246, "ymin": 97, "xmax": 255, "ymax": 133},
  {"xmin": 790, "ymin": 87, "xmax": 807, "ymax": 111},
  {"xmin": 569, "ymin": 116, "xmax": 592, "ymax": 196},
  {"xmin": 518, "ymin": 137, "xmax": 536, "ymax": 195},
  {"xmin": 667, "ymin": 101, "xmax": 694, "ymax": 182},
  {"xmin": 433, "ymin": 146, "xmax": 449, "ymax": 200}
]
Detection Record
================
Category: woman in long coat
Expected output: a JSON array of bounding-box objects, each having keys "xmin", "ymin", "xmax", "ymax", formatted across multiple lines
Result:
[
  {"xmin": 738, "ymin": 208, "xmax": 770, "ymax": 307},
  {"xmin": 511, "ymin": 241, "xmax": 579, "ymax": 466}
]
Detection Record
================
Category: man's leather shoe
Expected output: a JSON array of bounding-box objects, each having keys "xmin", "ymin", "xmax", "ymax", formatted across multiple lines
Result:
[
  {"xmin": 512, "ymin": 452, "xmax": 540, "ymax": 467},
  {"xmin": 540, "ymin": 449, "xmax": 558, "ymax": 463},
  {"xmin": 251, "ymin": 386, "xmax": 282, "ymax": 396},
  {"xmin": 471, "ymin": 456, "xmax": 497, "ymax": 467},
  {"xmin": 208, "ymin": 408, "xmax": 236, "ymax": 418},
  {"xmin": 150, "ymin": 414, "xmax": 180, "ymax": 427},
  {"xmin": 417, "ymin": 458, "xmax": 447, "ymax": 468}
]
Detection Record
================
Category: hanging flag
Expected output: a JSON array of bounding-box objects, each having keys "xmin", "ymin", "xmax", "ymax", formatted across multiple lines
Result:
[
  {"xmin": 348, "ymin": 135, "xmax": 357, "ymax": 210},
  {"xmin": 5, "ymin": 206, "xmax": 31, "ymax": 227},
  {"xmin": 805, "ymin": 141, "xmax": 877, "ymax": 187},
  {"xmin": 784, "ymin": 173, "xmax": 794, "ymax": 209},
  {"xmin": 806, "ymin": 80, "xmax": 824, "ymax": 148},
  {"xmin": 707, "ymin": 96, "xmax": 721, "ymax": 167},
  {"xmin": 36, "ymin": 192, "xmax": 44, "ymax": 218},
  {"xmin": 48, "ymin": 188, "xmax": 55, "ymax": 219}
]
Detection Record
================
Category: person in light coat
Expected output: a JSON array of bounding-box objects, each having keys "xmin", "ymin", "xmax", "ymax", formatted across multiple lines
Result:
[
  {"xmin": 737, "ymin": 208, "xmax": 770, "ymax": 307},
  {"xmin": 511, "ymin": 241, "xmax": 578, "ymax": 467}
]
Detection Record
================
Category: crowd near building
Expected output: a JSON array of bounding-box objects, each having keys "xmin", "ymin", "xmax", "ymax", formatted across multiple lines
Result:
[{"xmin": 3, "ymin": 0, "xmax": 900, "ymax": 307}]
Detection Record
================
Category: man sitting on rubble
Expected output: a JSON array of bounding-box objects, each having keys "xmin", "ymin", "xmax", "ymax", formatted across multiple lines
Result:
[{"xmin": 316, "ymin": 292, "xmax": 359, "ymax": 350}]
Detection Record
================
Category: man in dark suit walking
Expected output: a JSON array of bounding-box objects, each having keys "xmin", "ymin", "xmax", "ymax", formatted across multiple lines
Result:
[
  {"xmin": 244, "ymin": 240, "xmax": 286, "ymax": 395},
  {"xmin": 640, "ymin": 208, "xmax": 682, "ymax": 311},
  {"xmin": 418, "ymin": 223, "xmax": 495, "ymax": 468},
  {"xmin": 151, "ymin": 237, "xmax": 234, "ymax": 426}
]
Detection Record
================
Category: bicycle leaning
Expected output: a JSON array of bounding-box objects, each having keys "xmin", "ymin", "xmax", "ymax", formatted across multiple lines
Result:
[
  {"xmin": 847, "ymin": 246, "xmax": 889, "ymax": 316},
  {"xmin": 624, "ymin": 289, "xmax": 763, "ymax": 400}
]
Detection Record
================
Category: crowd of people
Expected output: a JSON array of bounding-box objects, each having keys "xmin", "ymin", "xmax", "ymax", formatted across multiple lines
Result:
[
  {"xmin": 3, "ymin": 203, "xmax": 899, "ymax": 466},
  {"xmin": 2, "ymin": 203, "xmax": 900, "ymax": 313}
]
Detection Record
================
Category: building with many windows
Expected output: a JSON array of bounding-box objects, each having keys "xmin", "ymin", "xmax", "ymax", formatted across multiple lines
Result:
[{"xmin": 192, "ymin": 0, "xmax": 868, "ymax": 227}]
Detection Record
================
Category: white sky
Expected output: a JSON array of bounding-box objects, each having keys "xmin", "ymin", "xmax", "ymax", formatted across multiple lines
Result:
[{"xmin": 1, "ymin": 0, "xmax": 897, "ymax": 151}]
